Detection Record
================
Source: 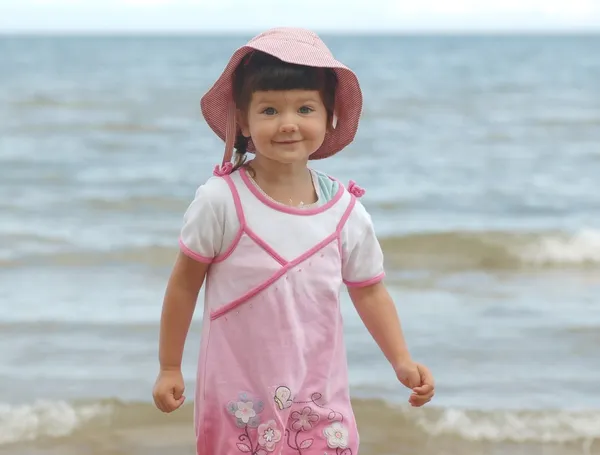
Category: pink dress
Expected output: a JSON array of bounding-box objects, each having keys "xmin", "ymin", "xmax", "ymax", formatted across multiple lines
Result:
[{"xmin": 179, "ymin": 167, "xmax": 385, "ymax": 455}]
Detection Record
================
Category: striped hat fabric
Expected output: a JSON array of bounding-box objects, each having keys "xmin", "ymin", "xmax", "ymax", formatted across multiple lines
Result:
[{"xmin": 200, "ymin": 27, "xmax": 363, "ymax": 165}]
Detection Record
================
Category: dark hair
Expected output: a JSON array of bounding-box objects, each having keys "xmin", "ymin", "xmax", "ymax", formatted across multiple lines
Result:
[{"xmin": 231, "ymin": 50, "xmax": 338, "ymax": 171}]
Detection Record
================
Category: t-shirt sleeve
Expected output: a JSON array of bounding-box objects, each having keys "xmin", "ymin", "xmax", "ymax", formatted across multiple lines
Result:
[
  {"xmin": 342, "ymin": 200, "xmax": 385, "ymax": 287},
  {"xmin": 178, "ymin": 177, "xmax": 228, "ymax": 263}
]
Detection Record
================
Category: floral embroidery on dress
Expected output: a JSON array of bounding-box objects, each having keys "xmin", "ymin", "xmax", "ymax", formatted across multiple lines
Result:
[
  {"xmin": 227, "ymin": 388, "xmax": 354, "ymax": 455},
  {"xmin": 228, "ymin": 392, "xmax": 280, "ymax": 454},
  {"xmin": 257, "ymin": 420, "xmax": 282, "ymax": 452},
  {"xmin": 227, "ymin": 392, "xmax": 264, "ymax": 428},
  {"xmin": 323, "ymin": 422, "xmax": 349, "ymax": 449},
  {"xmin": 273, "ymin": 388, "xmax": 353, "ymax": 455},
  {"xmin": 291, "ymin": 406, "xmax": 319, "ymax": 431},
  {"xmin": 235, "ymin": 401, "xmax": 257, "ymax": 425}
]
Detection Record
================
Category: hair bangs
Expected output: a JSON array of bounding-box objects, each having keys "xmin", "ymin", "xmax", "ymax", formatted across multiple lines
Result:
[
  {"xmin": 233, "ymin": 51, "xmax": 336, "ymax": 112},
  {"xmin": 247, "ymin": 64, "xmax": 324, "ymax": 94}
]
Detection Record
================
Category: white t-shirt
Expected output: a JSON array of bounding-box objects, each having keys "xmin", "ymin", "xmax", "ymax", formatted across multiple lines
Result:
[{"xmin": 179, "ymin": 168, "xmax": 385, "ymax": 287}]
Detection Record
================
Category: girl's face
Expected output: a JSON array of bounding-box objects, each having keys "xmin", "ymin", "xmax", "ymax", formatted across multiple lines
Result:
[{"xmin": 239, "ymin": 89, "xmax": 329, "ymax": 165}]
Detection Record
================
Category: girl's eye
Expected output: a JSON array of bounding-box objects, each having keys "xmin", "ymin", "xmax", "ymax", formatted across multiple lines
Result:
[
  {"xmin": 299, "ymin": 106, "xmax": 314, "ymax": 114},
  {"xmin": 262, "ymin": 107, "xmax": 277, "ymax": 115}
]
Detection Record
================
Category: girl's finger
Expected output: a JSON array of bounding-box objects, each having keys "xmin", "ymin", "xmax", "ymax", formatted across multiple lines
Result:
[
  {"xmin": 410, "ymin": 396, "xmax": 431, "ymax": 407},
  {"xmin": 410, "ymin": 391, "xmax": 434, "ymax": 406},
  {"xmin": 418, "ymin": 364, "xmax": 435, "ymax": 388},
  {"xmin": 155, "ymin": 398, "xmax": 166, "ymax": 412},
  {"xmin": 413, "ymin": 384, "xmax": 434, "ymax": 395},
  {"xmin": 165, "ymin": 395, "xmax": 180, "ymax": 412}
]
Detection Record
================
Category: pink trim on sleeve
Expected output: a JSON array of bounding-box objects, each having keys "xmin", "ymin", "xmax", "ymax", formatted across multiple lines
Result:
[
  {"xmin": 343, "ymin": 272, "xmax": 385, "ymax": 288},
  {"xmin": 179, "ymin": 238, "xmax": 214, "ymax": 263}
]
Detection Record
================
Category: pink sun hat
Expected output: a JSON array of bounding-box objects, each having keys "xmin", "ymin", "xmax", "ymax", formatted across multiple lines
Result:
[{"xmin": 200, "ymin": 27, "xmax": 363, "ymax": 166}]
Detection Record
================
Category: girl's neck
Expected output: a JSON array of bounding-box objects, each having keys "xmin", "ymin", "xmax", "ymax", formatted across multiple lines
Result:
[
  {"xmin": 249, "ymin": 156, "xmax": 310, "ymax": 185},
  {"xmin": 247, "ymin": 156, "xmax": 317, "ymax": 207}
]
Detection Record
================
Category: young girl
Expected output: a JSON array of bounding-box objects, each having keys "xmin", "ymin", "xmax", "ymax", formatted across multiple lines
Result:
[{"xmin": 153, "ymin": 28, "xmax": 435, "ymax": 455}]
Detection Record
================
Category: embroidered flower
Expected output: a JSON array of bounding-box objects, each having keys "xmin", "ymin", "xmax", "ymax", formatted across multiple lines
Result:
[
  {"xmin": 226, "ymin": 392, "xmax": 264, "ymax": 428},
  {"xmin": 257, "ymin": 419, "xmax": 282, "ymax": 452},
  {"xmin": 213, "ymin": 162, "xmax": 233, "ymax": 176},
  {"xmin": 235, "ymin": 401, "xmax": 256, "ymax": 424},
  {"xmin": 324, "ymin": 422, "xmax": 349, "ymax": 449},
  {"xmin": 291, "ymin": 406, "xmax": 319, "ymax": 431},
  {"xmin": 347, "ymin": 180, "xmax": 365, "ymax": 197}
]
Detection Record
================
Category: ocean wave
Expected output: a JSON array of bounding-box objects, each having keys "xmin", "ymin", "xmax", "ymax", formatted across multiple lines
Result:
[
  {"xmin": 0, "ymin": 400, "xmax": 112, "ymax": 445},
  {"xmin": 380, "ymin": 228, "xmax": 600, "ymax": 270},
  {"xmin": 518, "ymin": 229, "xmax": 600, "ymax": 266},
  {"xmin": 410, "ymin": 406, "xmax": 600, "ymax": 444},
  {"xmin": 2, "ymin": 229, "xmax": 599, "ymax": 270},
  {"xmin": 1, "ymin": 398, "xmax": 599, "ymax": 447},
  {"xmin": 0, "ymin": 245, "xmax": 178, "ymax": 268}
]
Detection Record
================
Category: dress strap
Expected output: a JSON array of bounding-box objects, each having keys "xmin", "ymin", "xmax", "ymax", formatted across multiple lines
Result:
[
  {"xmin": 214, "ymin": 167, "xmax": 246, "ymax": 228},
  {"xmin": 336, "ymin": 190, "xmax": 356, "ymax": 232}
]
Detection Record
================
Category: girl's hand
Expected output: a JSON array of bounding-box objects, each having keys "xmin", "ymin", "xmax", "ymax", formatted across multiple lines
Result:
[
  {"xmin": 394, "ymin": 360, "xmax": 435, "ymax": 407},
  {"xmin": 153, "ymin": 369, "xmax": 186, "ymax": 413}
]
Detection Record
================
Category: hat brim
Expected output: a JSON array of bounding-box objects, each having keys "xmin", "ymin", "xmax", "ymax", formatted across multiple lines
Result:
[{"xmin": 200, "ymin": 37, "xmax": 362, "ymax": 160}]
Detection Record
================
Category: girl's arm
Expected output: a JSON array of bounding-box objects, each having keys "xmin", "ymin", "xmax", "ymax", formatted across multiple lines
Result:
[
  {"xmin": 348, "ymin": 282, "xmax": 411, "ymax": 367},
  {"xmin": 159, "ymin": 252, "xmax": 209, "ymax": 371},
  {"xmin": 348, "ymin": 281, "xmax": 435, "ymax": 407}
]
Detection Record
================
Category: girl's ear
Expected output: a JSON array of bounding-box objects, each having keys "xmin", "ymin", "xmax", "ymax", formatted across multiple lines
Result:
[
  {"xmin": 326, "ymin": 114, "xmax": 335, "ymax": 132},
  {"xmin": 324, "ymin": 106, "xmax": 337, "ymax": 132},
  {"xmin": 236, "ymin": 109, "xmax": 250, "ymax": 137}
]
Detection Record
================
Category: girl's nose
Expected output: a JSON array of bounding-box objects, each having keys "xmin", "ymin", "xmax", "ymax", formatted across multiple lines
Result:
[{"xmin": 279, "ymin": 123, "xmax": 299, "ymax": 133}]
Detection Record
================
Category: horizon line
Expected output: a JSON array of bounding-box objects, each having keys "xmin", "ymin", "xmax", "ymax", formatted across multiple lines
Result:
[{"xmin": 1, "ymin": 28, "xmax": 599, "ymax": 36}]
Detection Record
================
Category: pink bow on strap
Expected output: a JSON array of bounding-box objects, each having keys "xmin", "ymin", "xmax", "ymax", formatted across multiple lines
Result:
[
  {"xmin": 347, "ymin": 180, "xmax": 365, "ymax": 198},
  {"xmin": 213, "ymin": 162, "xmax": 233, "ymax": 177}
]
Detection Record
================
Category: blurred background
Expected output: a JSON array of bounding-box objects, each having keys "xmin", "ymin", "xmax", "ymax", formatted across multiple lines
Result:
[{"xmin": 1, "ymin": 1, "xmax": 599, "ymax": 454}]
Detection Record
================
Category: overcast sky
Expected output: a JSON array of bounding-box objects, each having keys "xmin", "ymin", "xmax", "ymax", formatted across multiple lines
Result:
[{"xmin": 1, "ymin": 0, "xmax": 599, "ymax": 33}]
